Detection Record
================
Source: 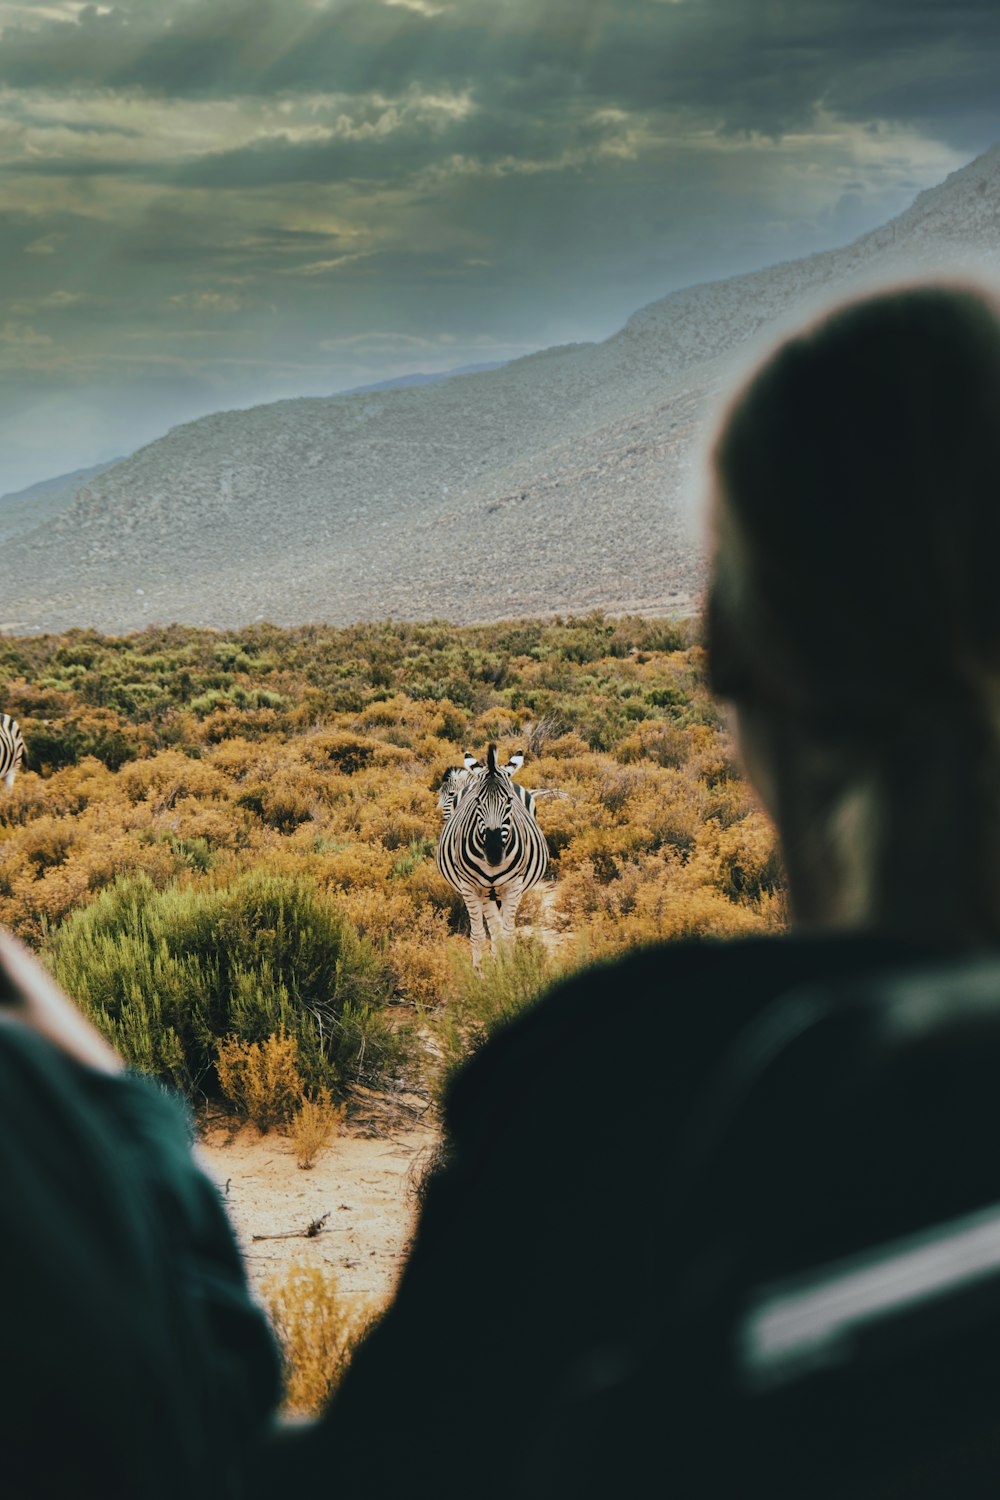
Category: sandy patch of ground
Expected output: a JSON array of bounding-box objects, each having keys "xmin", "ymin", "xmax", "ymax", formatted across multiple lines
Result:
[{"xmin": 198, "ymin": 1105, "xmax": 440, "ymax": 1305}]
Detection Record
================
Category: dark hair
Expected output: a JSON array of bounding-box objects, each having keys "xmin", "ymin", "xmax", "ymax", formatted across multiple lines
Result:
[{"xmin": 707, "ymin": 284, "xmax": 1000, "ymax": 940}]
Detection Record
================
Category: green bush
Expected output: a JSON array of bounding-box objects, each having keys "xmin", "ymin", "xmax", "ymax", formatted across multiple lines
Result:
[{"xmin": 45, "ymin": 870, "xmax": 411, "ymax": 1098}]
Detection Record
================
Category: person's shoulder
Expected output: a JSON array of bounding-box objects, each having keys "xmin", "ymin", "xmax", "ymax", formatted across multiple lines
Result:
[
  {"xmin": 444, "ymin": 930, "xmax": 925, "ymax": 1143},
  {"xmin": 472, "ymin": 932, "xmax": 791, "ymax": 1049},
  {"xmin": 444, "ymin": 934, "xmax": 797, "ymax": 1139}
]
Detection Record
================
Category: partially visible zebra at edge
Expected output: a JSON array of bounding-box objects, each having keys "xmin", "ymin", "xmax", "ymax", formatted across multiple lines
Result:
[
  {"xmin": 0, "ymin": 714, "xmax": 25, "ymax": 790},
  {"xmin": 436, "ymin": 743, "xmax": 549, "ymax": 967}
]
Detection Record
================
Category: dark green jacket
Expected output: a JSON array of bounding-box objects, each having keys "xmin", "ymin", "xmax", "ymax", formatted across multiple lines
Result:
[
  {"xmin": 267, "ymin": 932, "xmax": 950, "ymax": 1498},
  {"xmin": 0, "ymin": 1018, "xmax": 280, "ymax": 1499}
]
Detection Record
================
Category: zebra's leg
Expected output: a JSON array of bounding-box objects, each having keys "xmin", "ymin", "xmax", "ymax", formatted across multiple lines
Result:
[
  {"xmin": 499, "ymin": 879, "xmax": 525, "ymax": 944},
  {"xmin": 463, "ymin": 889, "xmax": 489, "ymax": 969},
  {"xmin": 483, "ymin": 897, "xmax": 503, "ymax": 954}
]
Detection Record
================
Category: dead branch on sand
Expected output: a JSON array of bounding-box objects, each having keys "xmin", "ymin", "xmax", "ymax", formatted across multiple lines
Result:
[{"xmin": 252, "ymin": 1212, "xmax": 331, "ymax": 1243}]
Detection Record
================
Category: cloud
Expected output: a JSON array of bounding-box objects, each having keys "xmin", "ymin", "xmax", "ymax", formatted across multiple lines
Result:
[
  {"xmin": 168, "ymin": 290, "xmax": 244, "ymax": 312},
  {"xmin": 23, "ymin": 233, "xmax": 62, "ymax": 254},
  {"xmin": 0, "ymin": 0, "xmax": 990, "ymax": 153},
  {"xmin": 10, "ymin": 288, "xmax": 91, "ymax": 313},
  {"xmin": 6, "ymin": 154, "xmax": 149, "ymax": 175},
  {"xmin": 3, "ymin": 5, "xmax": 998, "ymax": 186},
  {"xmin": 0, "ymin": 0, "xmax": 995, "ymax": 495},
  {"xmin": 39, "ymin": 287, "xmax": 87, "ymax": 306},
  {"xmin": 318, "ymin": 330, "xmax": 440, "ymax": 351},
  {"xmin": 284, "ymin": 252, "xmax": 374, "ymax": 276},
  {"xmin": 0, "ymin": 320, "xmax": 51, "ymax": 346},
  {"xmin": 382, "ymin": 0, "xmax": 450, "ymax": 14}
]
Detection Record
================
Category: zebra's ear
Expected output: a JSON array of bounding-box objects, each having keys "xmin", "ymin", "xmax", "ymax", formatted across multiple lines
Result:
[
  {"xmin": 487, "ymin": 743, "xmax": 499, "ymax": 773},
  {"xmin": 463, "ymin": 752, "xmax": 477, "ymax": 770},
  {"xmin": 507, "ymin": 751, "xmax": 525, "ymax": 772}
]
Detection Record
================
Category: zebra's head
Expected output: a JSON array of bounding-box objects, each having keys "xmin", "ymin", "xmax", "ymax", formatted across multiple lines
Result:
[
  {"xmin": 439, "ymin": 744, "xmax": 529, "ymax": 845},
  {"xmin": 438, "ymin": 762, "xmax": 474, "ymax": 818},
  {"xmin": 473, "ymin": 743, "xmax": 515, "ymax": 866}
]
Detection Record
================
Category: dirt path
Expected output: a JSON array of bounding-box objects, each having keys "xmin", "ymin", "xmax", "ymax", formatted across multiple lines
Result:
[{"xmin": 198, "ymin": 1109, "xmax": 440, "ymax": 1306}]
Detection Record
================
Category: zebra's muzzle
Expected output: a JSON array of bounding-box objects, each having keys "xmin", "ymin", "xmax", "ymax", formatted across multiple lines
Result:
[{"xmin": 483, "ymin": 829, "xmax": 505, "ymax": 866}]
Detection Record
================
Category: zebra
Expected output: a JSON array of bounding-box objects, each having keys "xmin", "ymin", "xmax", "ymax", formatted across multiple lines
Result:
[
  {"xmin": 0, "ymin": 714, "xmax": 25, "ymax": 789},
  {"xmin": 436, "ymin": 743, "xmax": 549, "ymax": 967}
]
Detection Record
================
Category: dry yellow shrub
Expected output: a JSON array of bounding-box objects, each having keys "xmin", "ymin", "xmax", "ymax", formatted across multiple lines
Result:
[
  {"xmin": 338, "ymin": 883, "xmax": 418, "ymax": 939},
  {"xmin": 290, "ymin": 1086, "xmax": 346, "ymax": 1169},
  {"xmin": 557, "ymin": 823, "xmax": 656, "ymax": 881},
  {"xmin": 468, "ymin": 706, "xmax": 523, "ymax": 739},
  {"xmin": 404, "ymin": 859, "xmax": 461, "ymax": 916},
  {"xmin": 202, "ymin": 736, "xmax": 262, "ymax": 779},
  {"xmin": 119, "ymin": 749, "xmax": 229, "ymax": 806},
  {"xmin": 355, "ymin": 694, "xmax": 430, "ymax": 733},
  {"xmin": 262, "ymin": 1262, "xmax": 379, "ymax": 1416},
  {"xmin": 31, "ymin": 758, "xmax": 113, "ymax": 817},
  {"xmin": 299, "ymin": 728, "xmax": 408, "ymax": 773},
  {"xmin": 165, "ymin": 796, "xmax": 243, "ymax": 848},
  {"xmin": 0, "ymin": 770, "xmax": 48, "ymax": 827},
  {"xmin": 198, "ymin": 705, "xmax": 283, "ymax": 743},
  {"xmin": 17, "ymin": 814, "xmax": 78, "ymax": 873},
  {"xmin": 0, "ymin": 820, "xmax": 182, "ymax": 940},
  {"xmin": 387, "ymin": 929, "xmax": 463, "ymax": 1008},
  {"xmin": 216, "ymin": 1030, "xmax": 304, "ymax": 1130},
  {"xmin": 513, "ymin": 886, "xmax": 544, "ymax": 926},
  {"xmin": 239, "ymin": 768, "xmax": 319, "ymax": 831},
  {"xmin": 319, "ymin": 840, "xmax": 396, "ymax": 891},
  {"xmin": 355, "ymin": 805, "xmax": 429, "ymax": 851},
  {"xmin": 579, "ymin": 881, "xmax": 767, "ymax": 952},
  {"xmin": 616, "ymin": 720, "xmax": 691, "ymax": 768}
]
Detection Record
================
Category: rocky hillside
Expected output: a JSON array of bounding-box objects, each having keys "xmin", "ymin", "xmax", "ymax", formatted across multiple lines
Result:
[
  {"xmin": 0, "ymin": 461, "xmax": 119, "ymax": 550},
  {"xmin": 4, "ymin": 147, "xmax": 1000, "ymax": 634}
]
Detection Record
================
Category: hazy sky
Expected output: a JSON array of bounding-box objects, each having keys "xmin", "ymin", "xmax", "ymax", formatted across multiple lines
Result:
[{"xmin": 0, "ymin": 0, "xmax": 997, "ymax": 495}]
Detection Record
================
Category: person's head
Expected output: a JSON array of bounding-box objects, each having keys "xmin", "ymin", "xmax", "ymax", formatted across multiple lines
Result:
[{"xmin": 707, "ymin": 283, "xmax": 1000, "ymax": 941}]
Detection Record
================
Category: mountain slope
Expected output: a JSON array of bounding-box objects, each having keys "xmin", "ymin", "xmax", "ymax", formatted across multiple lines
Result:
[
  {"xmin": 3, "ymin": 147, "xmax": 1000, "ymax": 634},
  {"xmin": 0, "ymin": 460, "xmax": 121, "ymax": 548}
]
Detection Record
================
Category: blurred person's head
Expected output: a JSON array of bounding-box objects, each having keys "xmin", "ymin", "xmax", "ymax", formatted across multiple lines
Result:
[{"xmin": 707, "ymin": 284, "xmax": 1000, "ymax": 942}]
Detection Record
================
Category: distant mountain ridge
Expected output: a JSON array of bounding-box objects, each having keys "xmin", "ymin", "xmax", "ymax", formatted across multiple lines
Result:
[
  {"xmin": 1, "ymin": 365, "xmax": 510, "ymax": 542},
  {"xmin": 341, "ymin": 361, "xmax": 509, "ymax": 396},
  {"xmin": 3, "ymin": 145, "xmax": 1000, "ymax": 634},
  {"xmin": 0, "ymin": 460, "xmax": 121, "ymax": 549}
]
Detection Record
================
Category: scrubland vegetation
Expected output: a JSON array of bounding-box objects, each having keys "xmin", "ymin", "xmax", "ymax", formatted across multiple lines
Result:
[
  {"xmin": 0, "ymin": 611, "xmax": 785, "ymax": 1409},
  {"xmin": 0, "ymin": 612, "xmax": 784, "ymax": 1109}
]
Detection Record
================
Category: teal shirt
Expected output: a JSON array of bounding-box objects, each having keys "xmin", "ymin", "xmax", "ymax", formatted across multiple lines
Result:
[{"xmin": 0, "ymin": 1018, "xmax": 281, "ymax": 1499}]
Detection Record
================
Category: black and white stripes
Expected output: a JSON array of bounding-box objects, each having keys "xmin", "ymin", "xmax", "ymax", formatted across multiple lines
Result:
[
  {"xmin": 436, "ymin": 743, "xmax": 549, "ymax": 966},
  {"xmin": 0, "ymin": 714, "xmax": 25, "ymax": 790}
]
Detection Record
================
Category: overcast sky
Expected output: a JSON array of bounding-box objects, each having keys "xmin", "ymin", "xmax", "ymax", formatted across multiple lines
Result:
[{"xmin": 0, "ymin": 0, "xmax": 998, "ymax": 495}]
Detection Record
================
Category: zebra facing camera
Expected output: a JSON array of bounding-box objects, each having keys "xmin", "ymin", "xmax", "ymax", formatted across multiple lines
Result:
[{"xmin": 435, "ymin": 744, "xmax": 548, "ymax": 967}]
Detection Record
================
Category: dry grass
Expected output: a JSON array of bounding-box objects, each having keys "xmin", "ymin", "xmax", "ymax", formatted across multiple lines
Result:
[
  {"xmin": 291, "ymin": 1086, "xmax": 346, "ymax": 1169},
  {"xmin": 262, "ymin": 1261, "xmax": 380, "ymax": 1417}
]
